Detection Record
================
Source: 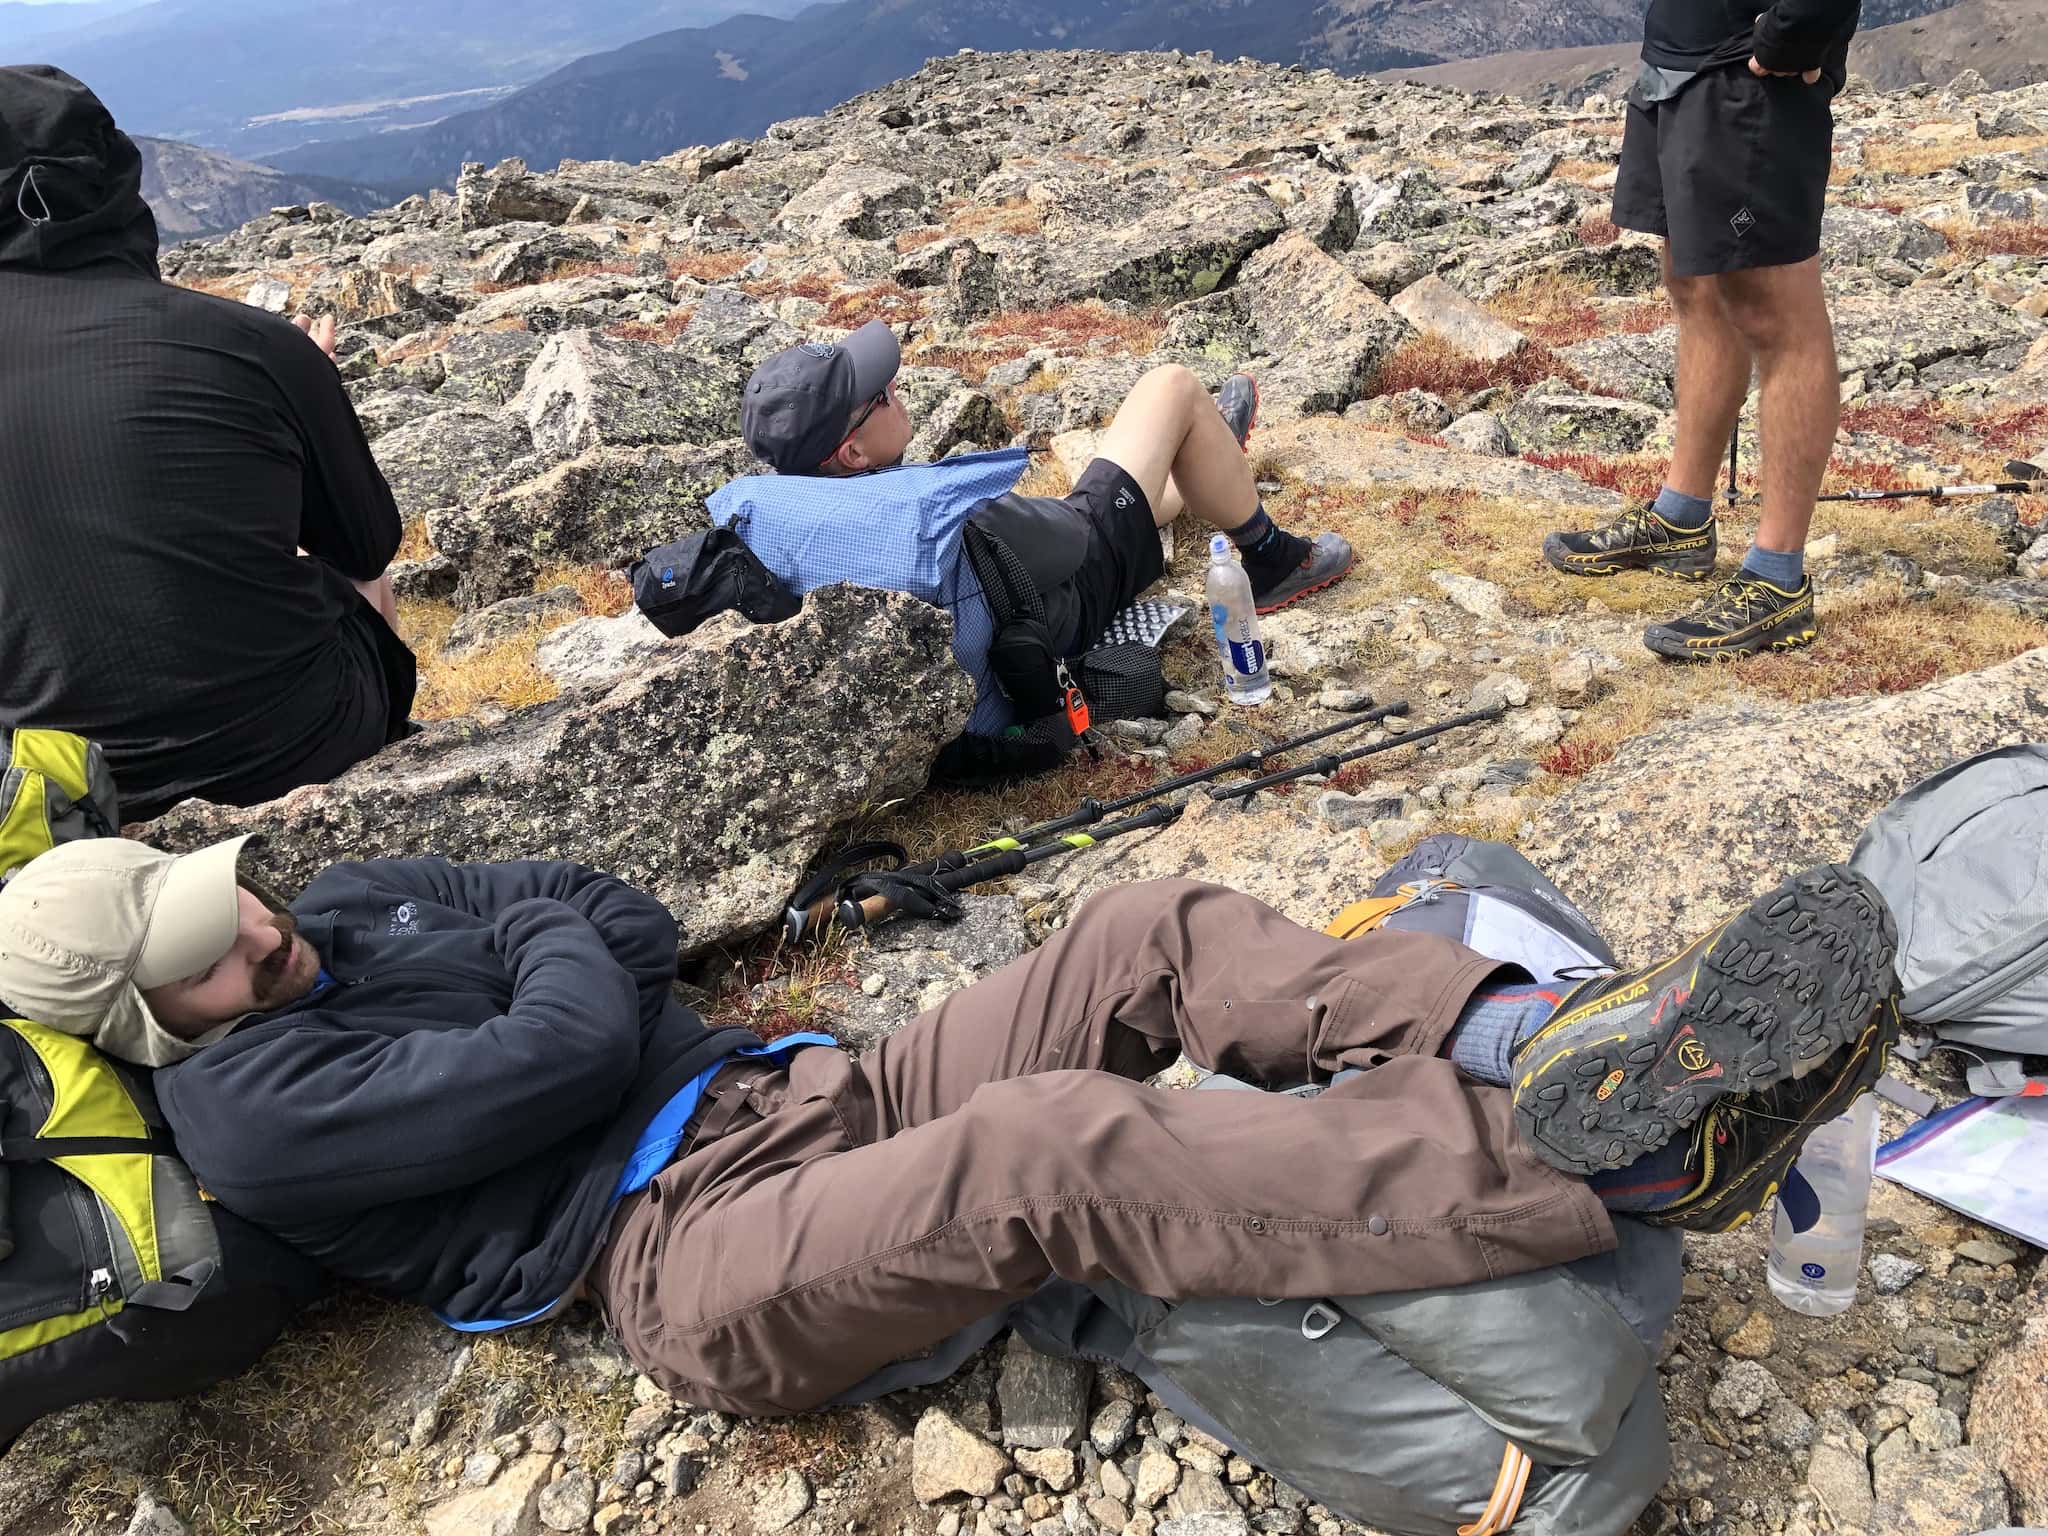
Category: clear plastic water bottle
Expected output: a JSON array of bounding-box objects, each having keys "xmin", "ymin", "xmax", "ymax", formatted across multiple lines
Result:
[
  {"xmin": 1767, "ymin": 1094, "xmax": 1878, "ymax": 1316},
  {"xmin": 1206, "ymin": 534, "xmax": 1271, "ymax": 705}
]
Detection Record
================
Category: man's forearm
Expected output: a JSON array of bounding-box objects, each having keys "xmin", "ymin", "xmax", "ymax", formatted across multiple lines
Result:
[{"xmin": 1752, "ymin": 0, "xmax": 1860, "ymax": 72}]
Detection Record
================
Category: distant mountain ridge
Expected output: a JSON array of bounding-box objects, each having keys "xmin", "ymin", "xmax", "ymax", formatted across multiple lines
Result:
[
  {"xmin": 1379, "ymin": 0, "xmax": 2039, "ymax": 102},
  {"xmin": 135, "ymin": 138, "xmax": 388, "ymax": 240},
  {"xmin": 267, "ymin": 0, "xmax": 1976, "ymax": 194},
  {"xmin": 9, "ymin": 0, "xmax": 809, "ymax": 161}
]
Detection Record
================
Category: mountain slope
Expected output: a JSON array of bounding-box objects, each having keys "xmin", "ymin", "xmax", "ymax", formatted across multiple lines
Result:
[
  {"xmin": 269, "ymin": 0, "xmax": 1656, "ymax": 188},
  {"xmin": 1381, "ymin": 0, "xmax": 2037, "ymax": 100},
  {"xmin": 268, "ymin": 0, "xmax": 1980, "ymax": 192},
  {"xmin": 135, "ymin": 137, "xmax": 389, "ymax": 239},
  {"xmin": 16, "ymin": 0, "xmax": 809, "ymax": 160}
]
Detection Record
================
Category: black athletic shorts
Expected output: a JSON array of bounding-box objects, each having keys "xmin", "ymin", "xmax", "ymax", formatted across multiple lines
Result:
[
  {"xmin": 1611, "ymin": 65, "xmax": 1836, "ymax": 278},
  {"xmin": 1043, "ymin": 458, "xmax": 1162, "ymax": 655}
]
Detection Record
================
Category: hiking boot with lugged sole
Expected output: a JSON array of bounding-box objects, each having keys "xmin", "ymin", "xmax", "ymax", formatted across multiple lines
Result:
[
  {"xmin": 1511, "ymin": 864, "xmax": 1897, "ymax": 1177},
  {"xmin": 1641, "ymin": 1000, "xmax": 1897, "ymax": 1232},
  {"xmin": 1543, "ymin": 504, "xmax": 1717, "ymax": 580},
  {"xmin": 1252, "ymin": 531, "xmax": 1353, "ymax": 614},
  {"xmin": 1218, "ymin": 374, "xmax": 1259, "ymax": 451},
  {"xmin": 1643, "ymin": 574, "xmax": 1817, "ymax": 660}
]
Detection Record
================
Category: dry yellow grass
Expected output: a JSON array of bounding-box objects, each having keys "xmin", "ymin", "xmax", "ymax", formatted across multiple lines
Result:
[
  {"xmin": 396, "ymin": 598, "xmax": 564, "ymax": 720},
  {"xmin": 1535, "ymin": 588, "xmax": 2048, "ymax": 784},
  {"xmin": 534, "ymin": 561, "xmax": 636, "ymax": 617},
  {"xmin": 394, "ymin": 519, "xmax": 436, "ymax": 563},
  {"xmin": 666, "ymin": 249, "xmax": 753, "ymax": 282},
  {"xmin": 942, "ymin": 197, "xmax": 1046, "ymax": 239},
  {"xmin": 1862, "ymin": 133, "xmax": 2048, "ymax": 176},
  {"xmin": 1551, "ymin": 157, "xmax": 1617, "ymax": 184}
]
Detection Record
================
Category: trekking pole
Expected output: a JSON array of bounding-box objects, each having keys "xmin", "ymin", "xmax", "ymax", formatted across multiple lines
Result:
[
  {"xmin": 829, "ymin": 802, "xmax": 1183, "ymax": 932},
  {"xmin": 1816, "ymin": 481, "xmax": 2038, "ymax": 503},
  {"xmin": 1727, "ymin": 429, "xmax": 1740, "ymax": 513},
  {"xmin": 963, "ymin": 698, "xmax": 1412, "ymax": 853},
  {"xmin": 831, "ymin": 705, "xmax": 1503, "ymax": 932},
  {"xmin": 1207, "ymin": 704, "xmax": 1508, "ymax": 802},
  {"xmin": 783, "ymin": 700, "xmax": 1411, "ymax": 940}
]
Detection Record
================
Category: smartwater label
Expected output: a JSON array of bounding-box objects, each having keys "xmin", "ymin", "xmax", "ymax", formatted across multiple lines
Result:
[{"xmin": 1229, "ymin": 637, "xmax": 1265, "ymax": 675}]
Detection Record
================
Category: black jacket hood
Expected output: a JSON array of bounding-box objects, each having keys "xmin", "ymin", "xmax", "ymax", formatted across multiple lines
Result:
[{"xmin": 0, "ymin": 64, "xmax": 159, "ymax": 277}]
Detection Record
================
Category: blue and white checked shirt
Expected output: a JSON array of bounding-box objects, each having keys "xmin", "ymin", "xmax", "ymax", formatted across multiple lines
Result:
[{"xmin": 707, "ymin": 447, "xmax": 1031, "ymax": 735}]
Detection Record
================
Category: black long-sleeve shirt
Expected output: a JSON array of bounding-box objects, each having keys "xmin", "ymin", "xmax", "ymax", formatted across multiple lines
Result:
[
  {"xmin": 1643, "ymin": 0, "xmax": 1862, "ymax": 86},
  {"xmin": 1, "ymin": 65, "xmax": 407, "ymax": 821}
]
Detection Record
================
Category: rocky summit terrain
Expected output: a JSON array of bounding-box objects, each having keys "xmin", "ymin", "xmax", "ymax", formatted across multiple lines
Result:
[{"xmin": 7, "ymin": 45, "xmax": 2048, "ymax": 1536}]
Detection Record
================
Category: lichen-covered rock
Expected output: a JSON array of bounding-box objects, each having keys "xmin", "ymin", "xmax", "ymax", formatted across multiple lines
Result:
[
  {"xmin": 1224, "ymin": 232, "xmax": 1415, "ymax": 417},
  {"xmin": 511, "ymin": 330, "xmax": 740, "ymax": 463},
  {"xmin": 1506, "ymin": 390, "xmax": 1665, "ymax": 454},
  {"xmin": 1001, "ymin": 182, "xmax": 1284, "ymax": 309},
  {"xmin": 457, "ymin": 157, "xmax": 579, "ymax": 230},
  {"xmin": 1967, "ymin": 1269, "xmax": 2048, "ymax": 1525},
  {"xmin": 429, "ymin": 440, "xmax": 751, "ymax": 608},
  {"xmin": 371, "ymin": 407, "xmax": 534, "ymax": 520},
  {"xmin": 1389, "ymin": 274, "xmax": 1528, "ymax": 362},
  {"xmin": 776, "ymin": 162, "xmax": 926, "ymax": 241},
  {"xmin": 141, "ymin": 586, "xmax": 973, "ymax": 955},
  {"xmin": 1524, "ymin": 647, "xmax": 2048, "ymax": 960}
]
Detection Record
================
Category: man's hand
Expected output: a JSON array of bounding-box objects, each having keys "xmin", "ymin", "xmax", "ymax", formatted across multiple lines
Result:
[
  {"xmin": 292, "ymin": 311, "xmax": 338, "ymax": 360},
  {"xmin": 1748, "ymin": 55, "xmax": 1823, "ymax": 83}
]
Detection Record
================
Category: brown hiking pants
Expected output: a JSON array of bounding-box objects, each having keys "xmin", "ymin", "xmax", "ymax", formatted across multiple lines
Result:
[{"xmin": 590, "ymin": 879, "xmax": 1614, "ymax": 1415}]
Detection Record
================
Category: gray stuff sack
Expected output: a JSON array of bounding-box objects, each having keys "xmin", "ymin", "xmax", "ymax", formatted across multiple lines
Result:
[{"xmin": 1849, "ymin": 743, "xmax": 2048, "ymax": 1096}]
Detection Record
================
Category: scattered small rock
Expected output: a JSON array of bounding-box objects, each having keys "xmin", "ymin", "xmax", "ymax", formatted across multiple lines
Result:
[
  {"xmin": 753, "ymin": 1468, "xmax": 814, "ymax": 1534},
  {"xmin": 539, "ymin": 1471, "xmax": 599, "ymax": 1534},
  {"xmin": 1091, "ymin": 1400, "xmax": 1138, "ymax": 1458},
  {"xmin": 1869, "ymin": 1252, "xmax": 1926, "ymax": 1295},
  {"xmin": 997, "ymin": 1333, "xmax": 1093, "ymax": 1449},
  {"xmin": 913, "ymin": 1409, "xmax": 1014, "ymax": 1502}
]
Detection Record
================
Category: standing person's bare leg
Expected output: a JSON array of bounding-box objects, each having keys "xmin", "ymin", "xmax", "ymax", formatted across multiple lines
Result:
[
  {"xmin": 1642, "ymin": 255, "xmax": 1831, "ymax": 659},
  {"xmin": 1092, "ymin": 364, "xmax": 1351, "ymax": 611},
  {"xmin": 1542, "ymin": 243, "xmax": 1733, "ymax": 584},
  {"xmin": 1720, "ymin": 256, "xmax": 1837, "ymax": 560},
  {"xmin": 1663, "ymin": 258, "xmax": 1753, "ymax": 503}
]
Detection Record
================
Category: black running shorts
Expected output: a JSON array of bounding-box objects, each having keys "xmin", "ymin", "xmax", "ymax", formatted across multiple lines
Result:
[
  {"xmin": 1044, "ymin": 458, "xmax": 1163, "ymax": 655},
  {"xmin": 1611, "ymin": 65, "xmax": 1837, "ymax": 278}
]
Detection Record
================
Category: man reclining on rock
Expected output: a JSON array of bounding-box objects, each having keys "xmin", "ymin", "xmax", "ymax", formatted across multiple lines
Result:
[
  {"xmin": 715, "ymin": 320, "xmax": 1353, "ymax": 779},
  {"xmin": 0, "ymin": 67, "xmax": 414, "ymax": 823},
  {"xmin": 0, "ymin": 835, "xmax": 1895, "ymax": 1416}
]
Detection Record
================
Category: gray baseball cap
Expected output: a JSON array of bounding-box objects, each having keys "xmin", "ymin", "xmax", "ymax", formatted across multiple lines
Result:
[{"xmin": 740, "ymin": 319, "xmax": 900, "ymax": 473}]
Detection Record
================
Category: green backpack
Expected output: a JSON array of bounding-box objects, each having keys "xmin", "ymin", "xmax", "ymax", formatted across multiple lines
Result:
[{"xmin": 0, "ymin": 727, "xmax": 324, "ymax": 1453}]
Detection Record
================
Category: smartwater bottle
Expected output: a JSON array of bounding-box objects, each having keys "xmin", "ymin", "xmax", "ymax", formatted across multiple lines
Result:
[
  {"xmin": 1767, "ymin": 1094, "xmax": 1878, "ymax": 1316},
  {"xmin": 1206, "ymin": 534, "xmax": 1271, "ymax": 705}
]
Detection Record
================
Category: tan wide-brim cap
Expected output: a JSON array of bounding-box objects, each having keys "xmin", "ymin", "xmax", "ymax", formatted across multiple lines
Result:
[{"xmin": 0, "ymin": 833, "xmax": 255, "ymax": 1066}]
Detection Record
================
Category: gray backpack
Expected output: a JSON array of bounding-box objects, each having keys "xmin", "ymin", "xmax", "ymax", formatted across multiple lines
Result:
[
  {"xmin": 843, "ymin": 838, "xmax": 1680, "ymax": 1536},
  {"xmin": 1850, "ymin": 743, "xmax": 2048, "ymax": 1097}
]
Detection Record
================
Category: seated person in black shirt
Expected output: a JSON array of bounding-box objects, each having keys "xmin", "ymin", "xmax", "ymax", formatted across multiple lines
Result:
[{"xmin": 0, "ymin": 66, "xmax": 414, "ymax": 821}]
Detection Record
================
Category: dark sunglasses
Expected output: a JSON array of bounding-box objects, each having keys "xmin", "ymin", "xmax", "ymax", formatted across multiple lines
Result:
[{"xmin": 820, "ymin": 381, "xmax": 894, "ymax": 466}]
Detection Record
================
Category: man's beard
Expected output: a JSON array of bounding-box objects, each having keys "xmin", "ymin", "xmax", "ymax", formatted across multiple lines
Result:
[{"xmin": 251, "ymin": 909, "xmax": 313, "ymax": 1010}]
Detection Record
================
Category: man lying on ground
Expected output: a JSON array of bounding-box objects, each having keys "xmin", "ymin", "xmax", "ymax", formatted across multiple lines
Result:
[
  {"xmin": 0, "ymin": 834, "xmax": 1896, "ymax": 1415},
  {"xmin": 717, "ymin": 320, "xmax": 1353, "ymax": 778},
  {"xmin": 0, "ymin": 67, "xmax": 414, "ymax": 821},
  {"xmin": 1541, "ymin": 0, "xmax": 1857, "ymax": 659}
]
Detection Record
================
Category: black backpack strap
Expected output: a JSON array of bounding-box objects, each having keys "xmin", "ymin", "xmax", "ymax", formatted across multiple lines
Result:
[
  {"xmin": 1, "ymin": 1131, "xmax": 180, "ymax": 1161},
  {"xmin": 125, "ymin": 1258, "xmax": 221, "ymax": 1313}
]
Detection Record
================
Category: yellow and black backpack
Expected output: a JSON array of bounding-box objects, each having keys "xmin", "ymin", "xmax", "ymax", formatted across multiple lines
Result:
[{"xmin": 0, "ymin": 728, "xmax": 324, "ymax": 1452}]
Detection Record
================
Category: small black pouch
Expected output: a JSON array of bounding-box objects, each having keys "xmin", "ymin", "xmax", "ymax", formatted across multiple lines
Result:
[{"xmin": 631, "ymin": 528, "xmax": 800, "ymax": 638}]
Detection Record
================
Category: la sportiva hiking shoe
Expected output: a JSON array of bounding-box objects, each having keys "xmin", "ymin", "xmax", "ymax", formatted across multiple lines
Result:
[
  {"xmin": 1640, "ymin": 999, "xmax": 1897, "ymax": 1232},
  {"xmin": 1542, "ymin": 504, "xmax": 1718, "ymax": 580},
  {"xmin": 1218, "ymin": 374, "xmax": 1259, "ymax": 451},
  {"xmin": 1643, "ymin": 574, "xmax": 1818, "ymax": 660},
  {"xmin": 1512, "ymin": 864, "xmax": 1896, "ymax": 1178},
  {"xmin": 1251, "ymin": 531, "xmax": 1354, "ymax": 614}
]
